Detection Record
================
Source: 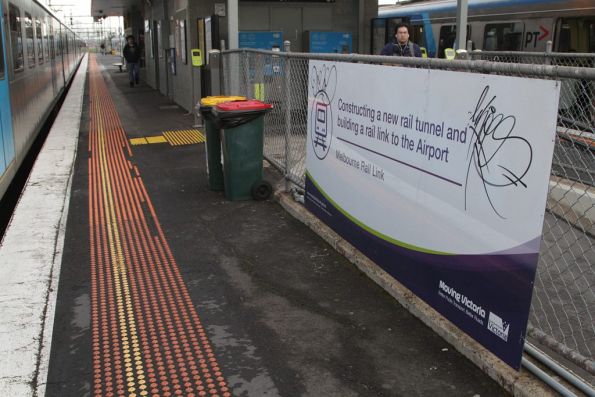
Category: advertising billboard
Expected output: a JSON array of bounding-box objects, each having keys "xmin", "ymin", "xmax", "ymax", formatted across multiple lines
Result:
[{"xmin": 305, "ymin": 60, "xmax": 560, "ymax": 369}]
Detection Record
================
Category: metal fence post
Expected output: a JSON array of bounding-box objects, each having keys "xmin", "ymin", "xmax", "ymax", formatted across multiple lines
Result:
[
  {"xmin": 466, "ymin": 40, "xmax": 473, "ymax": 52},
  {"xmin": 283, "ymin": 40, "xmax": 292, "ymax": 192},
  {"xmin": 209, "ymin": 50, "xmax": 222, "ymax": 96},
  {"xmin": 545, "ymin": 41, "xmax": 553, "ymax": 65},
  {"xmin": 243, "ymin": 50, "xmax": 250, "ymax": 98}
]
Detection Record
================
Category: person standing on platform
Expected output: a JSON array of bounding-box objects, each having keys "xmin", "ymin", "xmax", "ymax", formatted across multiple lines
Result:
[
  {"xmin": 123, "ymin": 35, "xmax": 141, "ymax": 87},
  {"xmin": 380, "ymin": 23, "xmax": 422, "ymax": 57}
]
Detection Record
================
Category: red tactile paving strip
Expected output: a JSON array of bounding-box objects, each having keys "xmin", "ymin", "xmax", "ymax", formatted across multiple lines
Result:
[{"xmin": 87, "ymin": 55, "xmax": 230, "ymax": 397}]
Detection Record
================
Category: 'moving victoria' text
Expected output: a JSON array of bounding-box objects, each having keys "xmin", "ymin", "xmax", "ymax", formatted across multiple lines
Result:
[{"xmin": 439, "ymin": 280, "xmax": 486, "ymax": 319}]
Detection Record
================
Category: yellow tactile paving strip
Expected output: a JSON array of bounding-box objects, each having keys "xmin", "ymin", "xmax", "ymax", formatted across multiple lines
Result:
[
  {"xmin": 163, "ymin": 130, "xmax": 205, "ymax": 146},
  {"xmin": 130, "ymin": 130, "xmax": 205, "ymax": 147},
  {"xmin": 147, "ymin": 136, "xmax": 168, "ymax": 144},
  {"xmin": 130, "ymin": 137, "xmax": 148, "ymax": 146},
  {"xmin": 89, "ymin": 54, "xmax": 230, "ymax": 397}
]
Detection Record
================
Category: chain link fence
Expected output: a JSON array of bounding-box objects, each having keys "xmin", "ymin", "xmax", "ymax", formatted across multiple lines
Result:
[{"xmin": 219, "ymin": 49, "xmax": 595, "ymax": 378}]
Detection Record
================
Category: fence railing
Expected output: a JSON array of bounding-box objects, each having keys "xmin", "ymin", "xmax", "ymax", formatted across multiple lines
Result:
[{"xmin": 218, "ymin": 48, "xmax": 595, "ymax": 379}]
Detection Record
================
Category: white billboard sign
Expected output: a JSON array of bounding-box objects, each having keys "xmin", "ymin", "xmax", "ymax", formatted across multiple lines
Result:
[{"xmin": 305, "ymin": 60, "xmax": 560, "ymax": 369}]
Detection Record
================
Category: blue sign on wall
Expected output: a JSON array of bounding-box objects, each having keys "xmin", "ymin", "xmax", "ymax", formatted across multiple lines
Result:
[
  {"xmin": 239, "ymin": 31, "xmax": 283, "ymax": 50},
  {"xmin": 307, "ymin": 31, "xmax": 352, "ymax": 53}
]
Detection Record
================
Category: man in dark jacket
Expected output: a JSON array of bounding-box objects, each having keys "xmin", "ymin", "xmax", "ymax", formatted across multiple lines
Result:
[
  {"xmin": 380, "ymin": 23, "xmax": 422, "ymax": 57},
  {"xmin": 123, "ymin": 35, "xmax": 142, "ymax": 87}
]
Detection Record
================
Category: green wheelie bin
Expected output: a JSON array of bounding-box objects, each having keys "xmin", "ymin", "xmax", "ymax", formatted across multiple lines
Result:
[
  {"xmin": 199, "ymin": 96, "xmax": 245, "ymax": 190},
  {"xmin": 211, "ymin": 100, "xmax": 273, "ymax": 201}
]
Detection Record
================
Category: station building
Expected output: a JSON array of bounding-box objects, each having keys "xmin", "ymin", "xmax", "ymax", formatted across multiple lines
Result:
[{"xmin": 91, "ymin": 0, "xmax": 379, "ymax": 111}]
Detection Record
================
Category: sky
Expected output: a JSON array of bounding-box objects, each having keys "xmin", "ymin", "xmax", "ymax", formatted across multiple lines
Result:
[{"xmin": 41, "ymin": 0, "xmax": 124, "ymax": 42}]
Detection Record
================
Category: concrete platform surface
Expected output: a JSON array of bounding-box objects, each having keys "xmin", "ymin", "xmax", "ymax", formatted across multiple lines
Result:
[{"xmin": 6, "ymin": 54, "xmax": 509, "ymax": 397}]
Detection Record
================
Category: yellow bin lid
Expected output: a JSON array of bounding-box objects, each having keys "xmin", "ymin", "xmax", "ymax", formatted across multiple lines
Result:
[{"xmin": 200, "ymin": 96, "xmax": 246, "ymax": 106}]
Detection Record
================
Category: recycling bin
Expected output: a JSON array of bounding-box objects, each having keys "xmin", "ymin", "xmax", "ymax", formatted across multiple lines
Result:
[
  {"xmin": 211, "ymin": 100, "xmax": 273, "ymax": 201},
  {"xmin": 199, "ymin": 96, "xmax": 246, "ymax": 190}
]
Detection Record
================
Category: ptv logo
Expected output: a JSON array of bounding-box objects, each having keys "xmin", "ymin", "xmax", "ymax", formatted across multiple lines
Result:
[{"xmin": 525, "ymin": 26, "xmax": 549, "ymax": 48}]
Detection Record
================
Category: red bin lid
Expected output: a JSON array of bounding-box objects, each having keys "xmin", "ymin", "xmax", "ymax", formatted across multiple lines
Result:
[{"xmin": 215, "ymin": 100, "xmax": 273, "ymax": 112}]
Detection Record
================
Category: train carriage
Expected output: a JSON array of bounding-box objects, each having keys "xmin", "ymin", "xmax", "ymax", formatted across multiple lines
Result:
[
  {"xmin": 0, "ymin": 0, "xmax": 84, "ymax": 200},
  {"xmin": 375, "ymin": 0, "xmax": 595, "ymax": 57}
]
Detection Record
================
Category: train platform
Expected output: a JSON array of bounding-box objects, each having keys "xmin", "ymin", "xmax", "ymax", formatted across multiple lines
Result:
[{"xmin": 0, "ymin": 53, "xmax": 518, "ymax": 397}]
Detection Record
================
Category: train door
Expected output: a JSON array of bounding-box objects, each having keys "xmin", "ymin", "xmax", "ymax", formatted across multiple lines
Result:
[
  {"xmin": 0, "ymin": 0, "xmax": 15, "ymax": 174},
  {"xmin": 554, "ymin": 17, "xmax": 594, "ymax": 125},
  {"xmin": 436, "ymin": 24, "xmax": 472, "ymax": 57},
  {"xmin": 555, "ymin": 17, "xmax": 595, "ymax": 53},
  {"xmin": 59, "ymin": 27, "xmax": 65, "ymax": 85},
  {"xmin": 49, "ymin": 21, "xmax": 57, "ymax": 93}
]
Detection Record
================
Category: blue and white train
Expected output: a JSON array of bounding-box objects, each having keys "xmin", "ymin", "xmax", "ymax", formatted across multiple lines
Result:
[
  {"xmin": 374, "ymin": 0, "xmax": 595, "ymax": 57},
  {"xmin": 0, "ymin": 0, "xmax": 84, "ymax": 200}
]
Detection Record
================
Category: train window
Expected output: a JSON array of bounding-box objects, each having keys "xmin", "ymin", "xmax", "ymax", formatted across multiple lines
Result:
[
  {"xmin": 590, "ymin": 22, "xmax": 595, "ymax": 53},
  {"xmin": 8, "ymin": 3, "xmax": 24, "ymax": 72},
  {"xmin": 438, "ymin": 25, "xmax": 472, "ymax": 58},
  {"xmin": 36, "ymin": 19, "xmax": 43, "ymax": 64},
  {"xmin": 483, "ymin": 23, "xmax": 523, "ymax": 51},
  {"xmin": 25, "ymin": 13, "xmax": 35, "ymax": 67}
]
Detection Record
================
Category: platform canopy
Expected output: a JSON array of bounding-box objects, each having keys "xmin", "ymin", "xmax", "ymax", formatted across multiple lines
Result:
[{"xmin": 91, "ymin": 0, "xmax": 136, "ymax": 17}]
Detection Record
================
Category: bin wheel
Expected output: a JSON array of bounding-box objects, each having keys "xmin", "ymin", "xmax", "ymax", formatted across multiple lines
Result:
[{"xmin": 251, "ymin": 180, "xmax": 272, "ymax": 201}]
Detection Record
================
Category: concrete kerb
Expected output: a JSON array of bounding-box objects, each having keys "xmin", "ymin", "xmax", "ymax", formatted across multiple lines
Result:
[
  {"xmin": 273, "ymin": 187, "xmax": 555, "ymax": 397},
  {"xmin": 0, "ymin": 55, "xmax": 88, "ymax": 397}
]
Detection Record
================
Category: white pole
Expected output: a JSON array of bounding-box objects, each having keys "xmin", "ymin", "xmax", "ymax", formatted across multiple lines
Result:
[
  {"xmin": 227, "ymin": 0, "xmax": 238, "ymax": 49},
  {"xmin": 455, "ymin": 0, "xmax": 468, "ymax": 50}
]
